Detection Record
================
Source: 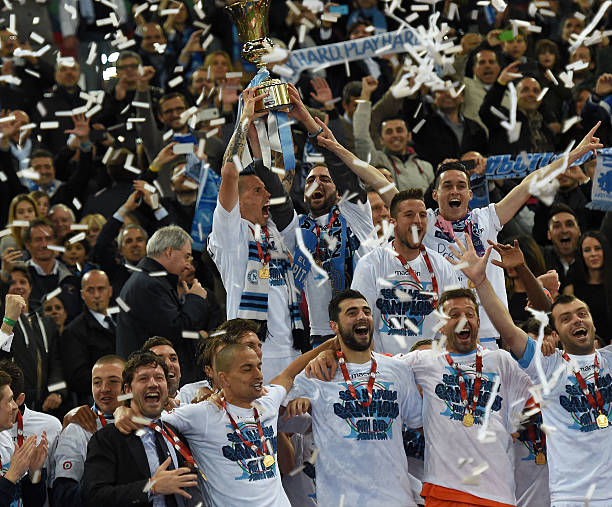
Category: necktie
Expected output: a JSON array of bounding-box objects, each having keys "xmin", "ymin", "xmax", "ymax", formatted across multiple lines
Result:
[
  {"xmin": 104, "ymin": 316, "xmax": 116, "ymax": 330},
  {"xmin": 152, "ymin": 424, "xmax": 178, "ymax": 507}
]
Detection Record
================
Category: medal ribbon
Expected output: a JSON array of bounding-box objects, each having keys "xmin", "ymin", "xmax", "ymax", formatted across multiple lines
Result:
[
  {"xmin": 221, "ymin": 399, "xmax": 271, "ymax": 458},
  {"xmin": 562, "ymin": 352, "xmax": 606, "ymax": 417},
  {"xmin": 97, "ymin": 410, "xmax": 107, "ymax": 427},
  {"xmin": 394, "ymin": 243, "xmax": 439, "ymax": 308},
  {"xmin": 16, "ymin": 411, "xmax": 23, "ymax": 447},
  {"xmin": 336, "ymin": 351, "xmax": 377, "ymax": 408},
  {"xmin": 314, "ymin": 209, "xmax": 339, "ymax": 262},
  {"xmin": 147, "ymin": 421, "xmax": 200, "ymax": 471},
  {"xmin": 250, "ymin": 225, "xmax": 271, "ymax": 266},
  {"xmin": 445, "ymin": 347, "xmax": 483, "ymax": 417},
  {"xmin": 526, "ymin": 423, "xmax": 545, "ymax": 455}
]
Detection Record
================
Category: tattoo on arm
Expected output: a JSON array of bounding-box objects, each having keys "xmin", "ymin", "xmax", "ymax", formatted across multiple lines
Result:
[{"xmin": 222, "ymin": 122, "xmax": 248, "ymax": 166}]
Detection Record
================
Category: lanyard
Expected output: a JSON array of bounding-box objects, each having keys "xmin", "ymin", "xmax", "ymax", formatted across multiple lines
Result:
[
  {"xmin": 444, "ymin": 347, "xmax": 483, "ymax": 427},
  {"xmin": 97, "ymin": 410, "xmax": 108, "ymax": 427},
  {"xmin": 562, "ymin": 352, "xmax": 608, "ymax": 427},
  {"xmin": 526, "ymin": 422, "xmax": 546, "ymax": 464},
  {"xmin": 393, "ymin": 243, "xmax": 439, "ymax": 307},
  {"xmin": 314, "ymin": 209, "xmax": 339, "ymax": 262},
  {"xmin": 16, "ymin": 411, "xmax": 23, "ymax": 447},
  {"xmin": 147, "ymin": 421, "xmax": 205, "ymax": 476},
  {"xmin": 336, "ymin": 350, "xmax": 377, "ymax": 408},
  {"xmin": 18, "ymin": 314, "xmax": 49, "ymax": 353},
  {"xmin": 249, "ymin": 225, "xmax": 271, "ymax": 266},
  {"xmin": 221, "ymin": 399, "xmax": 275, "ymax": 468}
]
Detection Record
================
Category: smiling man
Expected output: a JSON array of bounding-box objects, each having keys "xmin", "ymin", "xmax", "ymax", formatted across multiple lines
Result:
[
  {"xmin": 424, "ymin": 123, "xmax": 601, "ymax": 349},
  {"xmin": 352, "ymin": 189, "xmax": 459, "ymax": 354},
  {"xmin": 457, "ymin": 237, "xmax": 612, "ymax": 506},
  {"xmin": 83, "ymin": 351, "xmax": 202, "ymax": 506},
  {"xmin": 543, "ymin": 205, "xmax": 581, "ymax": 287}
]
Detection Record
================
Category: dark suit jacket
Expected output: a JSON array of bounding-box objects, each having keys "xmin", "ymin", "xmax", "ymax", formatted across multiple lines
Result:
[
  {"xmin": 116, "ymin": 257, "xmax": 210, "ymax": 383},
  {"xmin": 83, "ymin": 423, "xmax": 201, "ymax": 507},
  {"xmin": 61, "ymin": 309, "xmax": 116, "ymax": 405}
]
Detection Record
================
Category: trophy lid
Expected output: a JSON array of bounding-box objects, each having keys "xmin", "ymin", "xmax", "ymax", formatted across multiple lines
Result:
[{"xmin": 225, "ymin": 0, "xmax": 271, "ymax": 43}]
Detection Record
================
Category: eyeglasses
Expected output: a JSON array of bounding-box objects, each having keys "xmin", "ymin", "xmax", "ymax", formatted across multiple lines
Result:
[
  {"xmin": 173, "ymin": 249, "xmax": 193, "ymax": 262},
  {"xmin": 117, "ymin": 63, "xmax": 139, "ymax": 71}
]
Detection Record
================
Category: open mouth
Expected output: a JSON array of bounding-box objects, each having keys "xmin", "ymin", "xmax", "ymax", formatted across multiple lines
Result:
[
  {"xmin": 262, "ymin": 205, "xmax": 269, "ymax": 218},
  {"xmin": 251, "ymin": 382, "xmax": 263, "ymax": 393},
  {"xmin": 457, "ymin": 328, "xmax": 471, "ymax": 340},
  {"xmin": 449, "ymin": 198, "xmax": 461, "ymax": 208},
  {"xmin": 572, "ymin": 327, "xmax": 588, "ymax": 338},
  {"xmin": 311, "ymin": 189, "xmax": 324, "ymax": 200},
  {"xmin": 559, "ymin": 236, "xmax": 571, "ymax": 245},
  {"xmin": 99, "ymin": 396, "xmax": 113, "ymax": 404},
  {"xmin": 168, "ymin": 371, "xmax": 176, "ymax": 380},
  {"xmin": 353, "ymin": 323, "xmax": 369, "ymax": 337},
  {"xmin": 144, "ymin": 392, "xmax": 160, "ymax": 403}
]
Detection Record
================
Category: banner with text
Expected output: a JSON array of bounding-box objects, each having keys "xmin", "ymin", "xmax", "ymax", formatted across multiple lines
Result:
[{"xmin": 285, "ymin": 29, "xmax": 416, "ymax": 81}]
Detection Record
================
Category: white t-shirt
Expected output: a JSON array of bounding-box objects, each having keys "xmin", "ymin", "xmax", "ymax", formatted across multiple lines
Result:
[
  {"xmin": 513, "ymin": 419, "xmax": 551, "ymax": 507},
  {"xmin": 424, "ymin": 204, "xmax": 506, "ymax": 347},
  {"xmin": 209, "ymin": 199, "xmax": 300, "ymax": 360},
  {"xmin": 352, "ymin": 244, "xmax": 460, "ymax": 354},
  {"xmin": 288, "ymin": 352, "xmax": 422, "ymax": 507},
  {"xmin": 398, "ymin": 347, "xmax": 533, "ymax": 505},
  {"xmin": 52, "ymin": 415, "xmax": 110, "ymax": 485},
  {"xmin": 176, "ymin": 380, "xmax": 212, "ymax": 405},
  {"xmin": 517, "ymin": 339, "xmax": 612, "ymax": 506},
  {"xmin": 284, "ymin": 199, "xmax": 375, "ymax": 336},
  {"xmin": 162, "ymin": 384, "xmax": 291, "ymax": 507}
]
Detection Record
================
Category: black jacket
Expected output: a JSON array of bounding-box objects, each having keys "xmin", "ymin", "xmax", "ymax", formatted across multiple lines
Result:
[
  {"xmin": 83, "ymin": 423, "xmax": 202, "ymax": 507},
  {"xmin": 61, "ymin": 309, "xmax": 116, "ymax": 406},
  {"xmin": 0, "ymin": 474, "xmax": 46, "ymax": 507},
  {"xmin": 116, "ymin": 257, "xmax": 210, "ymax": 383},
  {"xmin": 404, "ymin": 97, "xmax": 488, "ymax": 169},
  {"xmin": 479, "ymin": 81, "xmax": 557, "ymax": 156},
  {"xmin": 10, "ymin": 312, "xmax": 66, "ymax": 411}
]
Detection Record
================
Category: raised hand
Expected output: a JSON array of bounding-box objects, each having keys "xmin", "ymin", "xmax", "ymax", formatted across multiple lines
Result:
[
  {"xmin": 571, "ymin": 121, "xmax": 602, "ymax": 161},
  {"xmin": 3, "ymin": 293, "xmax": 26, "ymax": 322},
  {"xmin": 64, "ymin": 114, "xmax": 90, "ymax": 142},
  {"xmin": 29, "ymin": 431, "xmax": 48, "ymax": 474},
  {"xmin": 446, "ymin": 235, "xmax": 493, "ymax": 287},
  {"xmin": 497, "ymin": 60, "xmax": 522, "ymax": 86},
  {"xmin": 314, "ymin": 117, "xmax": 340, "ymax": 153},
  {"xmin": 488, "ymin": 239, "xmax": 526, "ymax": 270},
  {"xmin": 595, "ymin": 73, "xmax": 612, "ymax": 97},
  {"xmin": 283, "ymin": 398, "xmax": 311, "ymax": 421},
  {"xmin": 240, "ymin": 86, "xmax": 269, "ymax": 125},
  {"xmin": 310, "ymin": 77, "xmax": 333, "ymax": 106},
  {"xmin": 136, "ymin": 66, "xmax": 156, "ymax": 92},
  {"xmin": 360, "ymin": 75, "xmax": 379, "ymax": 101}
]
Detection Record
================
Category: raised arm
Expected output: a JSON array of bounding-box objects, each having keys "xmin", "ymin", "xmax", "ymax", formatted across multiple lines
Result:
[
  {"xmin": 495, "ymin": 121, "xmax": 603, "ymax": 225},
  {"xmin": 316, "ymin": 117, "xmax": 397, "ymax": 206},
  {"xmin": 446, "ymin": 235, "xmax": 529, "ymax": 358},
  {"xmin": 489, "ymin": 240, "xmax": 552, "ymax": 312},
  {"xmin": 218, "ymin": 87, "xmax": 267, "ymax": 212}
]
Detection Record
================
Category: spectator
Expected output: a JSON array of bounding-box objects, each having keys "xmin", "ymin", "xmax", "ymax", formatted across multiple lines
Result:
[
  {"xmin": 542, "ymin": 204, "xmax": 582, "ymax": 288},
  {"xmin": 28, "ymin": 191, "xmax": 49, "ymax": 218},
  {"xmin": 49, "ymin": 204, "xmax": 75, "ymax": 242},
  {"xmin": 0, "ymin": 194, "xmax": 38, "ymax": 254},
  {"xmin": 563, "ymin": 231, "xmax": 612, "ymax": 345},
  {"xmin": 354, "ymin": 78, "xmax": 434, "ymax": 191},
  {"xmin": 42, "ymin": 296, "xmax": 68, "ymax": 335},
  {"xmin": 116, "ymin": 226, "xmax": 211, "ymax": 384},
  {"xmin": 137, "ymin": 23, "xmax": 179, "ymax": 90},
  {"xmin": 79, "ymin": 214, "xmax": 107, "ymax": 251}
]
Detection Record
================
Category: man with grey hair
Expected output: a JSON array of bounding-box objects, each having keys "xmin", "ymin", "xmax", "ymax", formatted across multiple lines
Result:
[
  {"xmin": 49, "ymin": 204, "xmax": 75, "ymax": 241},
  {"xmin": 116, "ymin": 225, "xmax": 211, "ymax": 383}
]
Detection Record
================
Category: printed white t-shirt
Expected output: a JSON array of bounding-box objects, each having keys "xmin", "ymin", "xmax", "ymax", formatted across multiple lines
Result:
[
  {"xmin": 424, "ymin": 204, "xmax": 506, "ymax": 348},
  {"xmin": 208, "ymin": 199, "xmax": 300, "ymax": 361},
  {"xmin": 176, "ymin": 379, "xmax": 212, "ymax": 405},
  {"xmin": 162, "ymin": 384, "xmax": 291, "ymax": 507},
  {"xmin": 352, "ymin": 244, "xmax": 460, "ymax": 354},
  {"xmin": 284, "ymin": 199, "xmax": 375, "ymax": 336},
  {"xmin": 517, "ymin": 339, "xmax": 612, "ymax": 506},
  {"xmin": 398, "ymin": 347, "xmax": 533, "ymax": 505},
  {"xmin": 513, "ymin": 417, "xmax": 551, "ymax": 507},
  {"xmin": 288, "ymin": 352, "xmax": 423, "ymax": 507}
]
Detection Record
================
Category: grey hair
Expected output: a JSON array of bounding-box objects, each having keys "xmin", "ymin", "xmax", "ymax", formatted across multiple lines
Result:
[
  {"xmin": 117, "ymin": 224, "xmax": 148, "ymax": 250},
  {"xmin": 146, "ymin": 225, "xmax": 191, "ymax": 258},
  {"xmin": 49, "ymin": 203, "xmax": 75, "ymax": 222}
]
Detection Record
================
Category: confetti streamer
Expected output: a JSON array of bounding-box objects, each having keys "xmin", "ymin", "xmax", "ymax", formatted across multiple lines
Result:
[
  {"xmin": 69, "ymin": 232, "xmax": 86, "ymax": 244},
  {"xmin": 48, "ymin": 381, "xmax": 68, "ymax": 392},
  {"xmin": 116, "ymin": 297, "xmax": 130, "ymax": 313},
  {"xmin": 117, "ymin": 393, "xmax": 134, "ymax": 402}
]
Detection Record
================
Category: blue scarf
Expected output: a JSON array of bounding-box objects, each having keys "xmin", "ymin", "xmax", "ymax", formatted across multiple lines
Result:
[
  {"xmin": 292, "ymin": 206, "xmax": 360, "ymax": 294},
  {"xmin": 433, "ymin": 209, "xmax": 485, "ymax": 257}
]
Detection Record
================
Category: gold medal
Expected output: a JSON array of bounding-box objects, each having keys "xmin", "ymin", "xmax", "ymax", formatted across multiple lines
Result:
[
  {"xmin": 258, "ymin": 265, "xmax": 269, "ymax": 279},
  {"xmin": 315, "ymin": 257, "xmax": 323, "ymax": 267},
  {"xmin": 535, "ymin": 452, "xmax": 546, "ymax": 465},
  {"xmin": 263, "ymin": 454, "xmax": 275, "ymax": 468},
  {"xmin": 596, "ymin": 413, "xmax": 609, "ymax": 428},
  {"xmin": 462, "ymin": 413, "xmax": 474, "ymax": 427}
]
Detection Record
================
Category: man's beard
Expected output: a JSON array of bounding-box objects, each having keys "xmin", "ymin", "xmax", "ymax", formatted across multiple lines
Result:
[{"xmin": 338, "ymin": 322, "xmax": 372, "ymax": 351}]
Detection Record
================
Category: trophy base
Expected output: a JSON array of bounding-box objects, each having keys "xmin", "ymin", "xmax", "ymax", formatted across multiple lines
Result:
[{"xmin": 255, "ymin": 78, "xmax": 292, "ymax": 112}]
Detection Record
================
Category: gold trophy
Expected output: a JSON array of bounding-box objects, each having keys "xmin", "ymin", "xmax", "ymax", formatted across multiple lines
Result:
[{"xmin": 226, "ymin": 0, "xmax": 291, "ymax": 112}]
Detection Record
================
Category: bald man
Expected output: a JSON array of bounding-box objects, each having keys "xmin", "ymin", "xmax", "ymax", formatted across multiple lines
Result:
[{"xmin": 61, "ymin": 270, "xmax": 117, "ymax": 405}]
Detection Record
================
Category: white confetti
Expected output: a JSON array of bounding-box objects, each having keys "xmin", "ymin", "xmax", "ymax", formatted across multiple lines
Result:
[
  {"xmin": 536, "ymin": 87, "xmax": 549, "ymax": 102},
  {"xmin": 117, "ymin": 393, "xmax": 134, "ymax": 402},
  {"xmin": 411, "ymin": 224, "xmax": 419, "ymax": 244},
  {"xmin": 167, "ymin": 75, "xmax": 184, "ymax": 88},
  {"xmin": 48, "ymin": 381, "xmax": 68, "ymax": 392},
  {"xmin": 116, "ymin": 297, "xmax": 130, "ymax": 313},
  {"xmin": 39, "ymin": 121, "xmax": 59, "ymax": 129},
  {"xmin": 47, "ymin": 245, "xmax": 66, "ymax": 253},
  {"xmin": 70, "ymin": 224, "xmax": 89, "ymax": 231},
  {"xmin": 149, "ymin": 271, "xmax": 168, "ymax": 277},
  {"xmin": 44, "ymin": 287, "xmax": 62, "ymax": 301},
  {"xmin": 107, "ymin": 306, "xmax": 120, "ymax": 315},
  {"xmin": 69, "ymin": 232, "xmax": 86, "ymax": 244},
  {"xmin": 454, "ymin": 316, "xmax": 467, "ymax": 333},
  {"xmin": 182, "ymin": 331, "xmax": 200, "ymax": 339}
]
